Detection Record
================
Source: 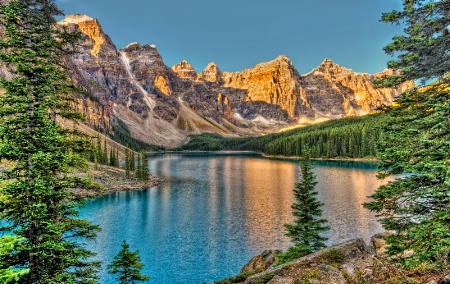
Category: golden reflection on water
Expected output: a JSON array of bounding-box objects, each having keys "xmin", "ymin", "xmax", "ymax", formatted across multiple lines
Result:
[
  {"xmin": 207, "ymin": 157, "xmax": 298, "ymax": 250},
  {"xmin": 150, "ymin": 155, "xmax": 387, "ymax": 248},
  {"xmin": 242, "ymin": 158, "xmax": 296, "ymax": 249},
  {"xmin": 315, "ymin": 164, "xmax": 387, "ymax": 245},
  {"xmin": 205, "ymin": 157, "xmax": 388, "ymax": 248}
]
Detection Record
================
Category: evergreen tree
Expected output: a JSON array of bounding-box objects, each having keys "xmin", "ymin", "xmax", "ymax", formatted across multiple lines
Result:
[
  {"xmin": 364, "ymin": 0, "xmax": 450, "ymax": 268},
  {"xmin": 277, "ymin": 153, "xmax": 330, "ymax": 264},
  {"xmin": 103, "ymin": 139, "xmax": 108, "ymax": 164},
  {"xmin": 107, "ymin": 240, "xmax": 150, "ymax": 284},
  {"xmin": 374, "ymin": 0, "xmax": 450, "ymax": 87},
  {"xmin": 135, "ymin": 152, "xmax": 142, "ymax": 180},
  {"xmin": 115, "ymin": 149, "xmax": 120, "ymax": 167},
  {"xmin": 0, "ymin": 236, "xmax": 29, "ymax": 283},
  {"xmin": 125, "ymin": 148, "xmax": 130, "ymax": 178},
  {"xmin": 0, "ymin": 0, "xmax": 100, "ymax": 282},
  {"xmin": 96, "ymin": 135, "xmax": 102, "ymax": 163},
  {"xmin": 110, "ymin": 147, "xmax": 114, "ymax": 166},
  {"xmin": 140, "ymin": 151, "xmax": 148, "ymax": 182},
  {"xmin": 131, "ymin": 152, "xmax": 136, "ymax": 172}
]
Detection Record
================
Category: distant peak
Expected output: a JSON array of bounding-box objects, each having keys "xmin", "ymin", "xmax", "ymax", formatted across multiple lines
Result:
[
  {"xmin": 321, "ymin": 58, "xmax": 335, "ymax": 65},
  {"xmin": 275, "ymin": 55, "xmax": 291, "ymax": 61},
  {"xmin": 317, "ymin": 58, "xmax": 345, "ymax": 70},
  {"xmin": 270, "ymin": 55, "xmax": 293, "ymax": 67},
  {"xmin": 172, "ymin": 60, "xmax": 197, "ymax": 79},
  {"xmin": 124, "ymin": 42, "xmax": 140, "ymax": 49},
  {"xmin": 58, "ymin": 14, "xmax": 94, "ymax": 25},
  {"xmin": 203, "ymin": 62, "xmax": 219, "ymax": 71},
  {"xmin": 173, "ymin": 60, "xmax": 194, "ymax": 70},
  {"xmin": 201, "ymin": 62, "xmax": 221, "ymax": 82}
]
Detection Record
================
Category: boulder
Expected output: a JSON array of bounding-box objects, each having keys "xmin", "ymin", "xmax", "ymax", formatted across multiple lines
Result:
[{"xmin": 240, "ymin": 250, "xmax": 282, "ymax": 274}]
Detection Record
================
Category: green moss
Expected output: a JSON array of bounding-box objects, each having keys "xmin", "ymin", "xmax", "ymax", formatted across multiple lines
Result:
[
  {"xmin": 320, "ymin": 249, "xmax": 345, "ymax": 265},
  {"xmin": 293, "ymin": 268, "xmax": 321, "ymax": 284},
  {"xmin": 252, "ymin": 272, "xmax": 275, "ymax": 284}
]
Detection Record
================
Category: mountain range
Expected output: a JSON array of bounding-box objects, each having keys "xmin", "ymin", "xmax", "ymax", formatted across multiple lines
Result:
[{"xmin": 54, "ymin": 14, "xmax": 414, "ymax": 148}]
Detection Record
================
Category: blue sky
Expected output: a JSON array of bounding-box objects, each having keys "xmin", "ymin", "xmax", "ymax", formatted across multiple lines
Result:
[{"xmin": 55, "ymin": 0, "xmax": 404, "ymax": 74}]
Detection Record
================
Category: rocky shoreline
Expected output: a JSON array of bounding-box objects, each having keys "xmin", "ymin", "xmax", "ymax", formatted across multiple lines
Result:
[{"xmin": 73, "ymin": 164, "xmax": 165, "ymax": 197}]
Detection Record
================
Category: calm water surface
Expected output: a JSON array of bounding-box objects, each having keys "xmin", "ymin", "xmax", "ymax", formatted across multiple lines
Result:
[{"xmin": 79, "ymin": 152, "xmax": 386, "ymax": 284}]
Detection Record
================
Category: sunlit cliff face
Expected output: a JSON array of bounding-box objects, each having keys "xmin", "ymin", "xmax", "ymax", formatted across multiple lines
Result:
[
  {"xmin": 154, "ymin": 75, "xmax": 173, "ymax": 96},
  {"xmin": 59, "ymin": 14, "xmax": 105, "ymax": 57},
  {"xmin": 55, "ymin": 14, "xmax": 416, "ymax": 147},
  {"xmin": 172, "ymin": 60, "xmax": 198, "ymax": 80}
]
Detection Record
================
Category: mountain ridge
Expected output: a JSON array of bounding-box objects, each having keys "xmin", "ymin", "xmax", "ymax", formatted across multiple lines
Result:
[{"xmin": 56, "ymin": 14, "xmax": 415, "ymax": 147}]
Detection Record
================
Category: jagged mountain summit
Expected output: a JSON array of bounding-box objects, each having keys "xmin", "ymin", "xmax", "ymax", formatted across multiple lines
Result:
[{"xmin": 57, "ymin": 14, "xmax": 414, "ymax": 148}]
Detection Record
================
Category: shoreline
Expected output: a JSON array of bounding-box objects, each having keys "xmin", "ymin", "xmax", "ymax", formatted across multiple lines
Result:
[
  {"xmin": 77, "ymin": 176, "xmax": 165, "ymax": 198},
  {"xmin": 74, "ymin": 164, "xmax": 165, "ymax": 197},
  {"xmin": 73, "ymin": 152, "xmax": 377, "ymax": 198},
  {"xmin": 158, "ymin": 150, "xmax": 379, "ymax": 163},
  {"xmin": 261, "ymin": 153, "xmax": 379, "ymax": 163}
]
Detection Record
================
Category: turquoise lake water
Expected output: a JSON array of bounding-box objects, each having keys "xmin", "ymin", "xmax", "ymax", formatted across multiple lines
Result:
[{"xmin": 79, "ymin": 152, "xmax": 386, "ymax": 283}]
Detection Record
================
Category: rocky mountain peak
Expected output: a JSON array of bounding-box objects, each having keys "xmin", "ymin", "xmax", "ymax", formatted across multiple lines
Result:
[
  {"xmin": 121, "ymin": 42, "xmax": 157, "ymax": 53},
  {"xmin": 123, "ymin": 42, "xmax": 141, "ymax": 49},
  {"xmin": 318, "ymin": 58, "xmax": 344, "ymax": 70},
  {"xmin": 201, "ymin": 62, "xmax": 221, "ymax": 83},
  {"xmin": 205, "ymin": 62, "xmax": 218, "ymax": 69},
  {"xmin": 308, "ymin": 58, "xmax": 357, "ymax": 79},
  {"xmin": 58, "ymin": 14, "xmax": 94, "ymax": 25},
  {"xmin": 254, "ymin": 55, "xmax": 294, "ymax": 70},
  {"xmin": 274, "ymin": 55, "xmax": 292, "ymax": 64},
  {"xmin": 172, "ymin": 60, "xmax": 198, "ymax": 80},
  {"xmin": 59, "ymin": 14, "xmax": 106, "ymax": 57},
  {"xmin": 220, "ymin": 55, "xmax": 302, "ymax": 117}
]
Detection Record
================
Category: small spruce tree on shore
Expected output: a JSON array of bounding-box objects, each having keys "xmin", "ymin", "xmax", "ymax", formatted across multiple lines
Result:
[
  {"xmin": 140, "ymin": 151, "xmax": 148, "ymax": 182},
  {"xmin": 136, "ymin": 152, "xmax": 142, "ymax": 180},
  {"xmin": 131, "ymin": 152, "xmax": 136, "ymax": 171},
  {"xmin": 107, "ymin": 240, "xmax": 150, "ymax": 284},
  {"xmin": 277, "ymin": 153, "xmax": 330, "ymax": 264}
]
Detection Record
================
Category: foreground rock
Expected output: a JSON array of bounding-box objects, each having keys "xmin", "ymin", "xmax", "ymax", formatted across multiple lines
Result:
[
  {"xmin": 240, "ymin": 250, "xmax": 282, "ymax": 274},
  {"xmin": 216, "ymin": 237, "xmax": 449, "ymax": 284}
]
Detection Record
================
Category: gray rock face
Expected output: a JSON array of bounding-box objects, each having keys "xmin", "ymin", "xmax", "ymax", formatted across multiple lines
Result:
[
  {"xmin": 240, "ymin": 250, "xmax": 282, "ymax": 274},
  {"xmin": 56, "ymin": 14, "xmax": 415, "ymax": 147}
]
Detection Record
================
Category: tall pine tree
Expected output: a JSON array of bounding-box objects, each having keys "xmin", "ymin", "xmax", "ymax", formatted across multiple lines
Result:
[
  {"xmin": 115, "ymin": 148, "xmax": 119, "ymax": 167},
  {"xmin": 277, "ymin": 153, "xmax": 330, "ymax": 264},
  {"xmin": 124, "ymin": 148, "xmax": 130, "ymax": 178},
  {"xmin": 131, "ymin": 152, "xmax": 135, "ymax": 172},
  {"xmin": 135, "ymin": 152, "xmax": 142, "ymax": 180},
  {"xmin": 0, "ymin": 0, "xmax": 100, "ymax": 282},
  {"xmin": 140, "ymin": 151, "xmax": 148, "ymax": 182},
  {"xmin": 364, "ymin": 0, "xmax": 450, "ymax": 268}
]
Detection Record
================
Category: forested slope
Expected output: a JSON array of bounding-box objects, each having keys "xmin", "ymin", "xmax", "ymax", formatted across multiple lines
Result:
[
  {"xmin": 179, "ymin": 113, "xmax": 393, "ymax": 159},
  {"xmin": 262, "ymin": 114, "xmax": 391, "ymax": 158}
]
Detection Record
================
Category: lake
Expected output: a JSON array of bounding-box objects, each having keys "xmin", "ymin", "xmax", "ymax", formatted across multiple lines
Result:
[{"xmin": 79, "ymin": 152, "xmax": 386, "ymax": 284}]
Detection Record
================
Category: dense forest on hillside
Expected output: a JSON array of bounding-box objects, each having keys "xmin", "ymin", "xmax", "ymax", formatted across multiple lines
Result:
[
  {"xmin": 262, "ymin": 114, "xmax": 392, "ymax": 158},
  {"xmin": 111, "ymin": 118, "xmax": 164, "ymax": 151},
  {"xmin": 178, "ymin": 113, "xmax": 393, "ymax": 159}
]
